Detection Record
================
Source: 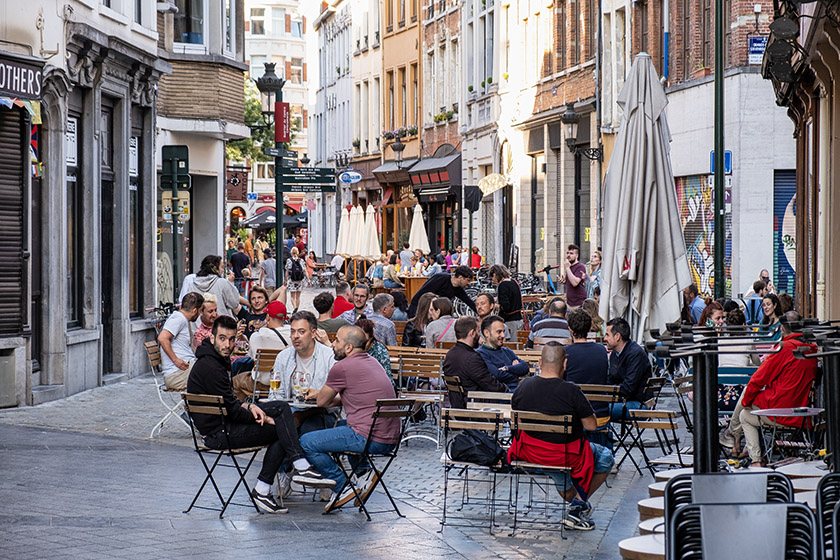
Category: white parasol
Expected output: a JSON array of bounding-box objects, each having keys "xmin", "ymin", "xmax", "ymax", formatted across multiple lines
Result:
[
  {"xmin": 363, "ymin": 204, "xmax": 381, "ymax": 260},
  {"xmin": 408, "ymin": 204, "xmax": 431, "ymax": 255},
  {"xmin": 599, "ymin": 53, "xmax": 691, "ymax": 342},
  {"xmin": 334, "ymin": 206, "xmax": 350, "ymax": 255}
]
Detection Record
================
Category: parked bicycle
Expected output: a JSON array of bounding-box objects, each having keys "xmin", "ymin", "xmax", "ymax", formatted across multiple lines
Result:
[{"xmin": 145, "ymin": 302, "xmax": 177, "ymax": 336}]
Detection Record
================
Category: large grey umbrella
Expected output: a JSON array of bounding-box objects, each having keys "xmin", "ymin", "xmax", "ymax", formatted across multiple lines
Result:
[{"xmin": 599, "ymin": 53, "xmax": 691, "ymax": 342}]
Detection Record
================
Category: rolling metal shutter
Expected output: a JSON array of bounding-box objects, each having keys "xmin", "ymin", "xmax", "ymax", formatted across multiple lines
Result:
[
  {"xmin": 773, "ymin": 170, "xmax": 797, "ymax": 295},
  {"xmin": 0, "ymin": 107, "xmax": 25, "ymax": 337}
]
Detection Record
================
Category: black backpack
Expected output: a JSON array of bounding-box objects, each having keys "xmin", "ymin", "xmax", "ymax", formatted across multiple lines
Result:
[
  {"xmin": 448, "ymin": 429, "xmax": 506, "ymax": 467},
  {"xmin": 289, "ymin": 258, "xmax": 305, "ymax": 282}
]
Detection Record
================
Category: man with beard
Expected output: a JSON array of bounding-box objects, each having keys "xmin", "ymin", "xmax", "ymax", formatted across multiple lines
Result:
[
  {"xmin": 299, "ymin": 325, "xmax": 400, "ymax": 513},
  {"xmin": 442, "ymin": 316, "xmax": 507, "ymax": 408},
  {"xmin": 186, "ymin": 315, "xmax": 335, "ymax": 515},
  {"xmin": 560, "ymin": 244, "xmax": 588, "ymax": 308}
]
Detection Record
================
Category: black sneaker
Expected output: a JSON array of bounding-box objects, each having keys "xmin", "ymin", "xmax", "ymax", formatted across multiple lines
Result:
[
  {"xmin": 251, "ymin": 489, "xmax": 289, "ymax": 514},
  {"xmin": 292, "ymin": 467, "xmax": 337, "ymax": 488},
  {"xmin": 563, "ymin": 503, "xmax": 595, "ymax": 530}
]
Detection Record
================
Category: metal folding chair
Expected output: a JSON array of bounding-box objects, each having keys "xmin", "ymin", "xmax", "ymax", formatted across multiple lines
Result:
[
  {"xmin": 398, "ymin": 354, "xmax": 445, "ymax": 446},
  {"xmin": 627, "ymin": 409, "xmax": 690, "ymax": 477},
  {"xmin": 247, "ymin": 347, "xmax": 283, "ymax": 403},
  {"xmin": 145, "ymin": 340, "xmax": 189, "ymax": 439},
  {"xmin": 181, "ymin": 393, "xmax": 268, "ymax": 518},
  {"xmin": 326, "ymin": 398, "xmax": 415, "ymax": 521},
  {"xmin": 816, "ymin": 472, "xmax": 840, "ymax": 556}
]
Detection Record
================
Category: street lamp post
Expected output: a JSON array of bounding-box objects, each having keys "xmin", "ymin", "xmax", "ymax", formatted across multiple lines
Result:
[
  {"xmin": 255, "ymin": 63, "xmax": 286, "ymax": 287},
  {"xmin": 561, "ymin": 103, "xmax": 603, "ymax": 250}
]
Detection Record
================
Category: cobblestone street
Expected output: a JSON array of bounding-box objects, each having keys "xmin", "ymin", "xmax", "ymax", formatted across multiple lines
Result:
[{"xmin": 0, "ymin": 290, "xmax": 651, "ymax": 559}]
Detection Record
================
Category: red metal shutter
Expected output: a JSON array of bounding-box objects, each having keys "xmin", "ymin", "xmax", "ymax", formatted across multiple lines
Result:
[{"xmin": 0, "ymin": 107, "xmax": 25, "ymax": 337}]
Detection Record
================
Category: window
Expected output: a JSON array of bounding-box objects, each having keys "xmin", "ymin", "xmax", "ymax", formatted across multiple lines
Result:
[
  {"xmin": 682, "ymin": 0, "xmax": 691, "ymax": 79},
  {"xmin": 250, "ymin": 55, "xmax": 267, "ymax": 79},
  {"xmin": 256, "ymin": 162, "xmax": 275, "ymax": 179},
  {"xmin": 174, "ymin": 0, "xmax": 204, "ymax": 45},
  {"xmin": 65, "ymin": 114, "xmax": 82, "ymax": 326},
  {"xmin": 135, "ymin": 0, "xmax": 142, "ymax": 24},
  {"xmin": 400, "ymin": 0, "xmax": 406, "ymax": 24},
  {"xmin": 640, "ymin": 0, "xmax": 648, "ymax": 55},
  {"xmin": 388, "ymin": 71, "xmax": 395, "ymax": 128},
  {"xmin": 588, "ymin": 0, "xmax": 596, "ymax": 59},
  {"xmin": 100, "ymin": 108, "xmax": 113, "ymax": 172},
  {"xmin": 290, "ymin": 14, "xmax": 303, "ymax": 38},
  {"xmin": 250, "ymin": 8, "xmax": 266, "ymax": 35},
  {"xmin": 503, "ymin": 6, "xmax": 510, "ymax": 77},
  {"xmin": 129, "ymin": 109, "xmax": 143, "ymax": 316},
  {"xmin": 102, "ymin": 0, "xmax": 111, "ymax": 6},
  {"xmin": 411, "ymin": 63, "xmax": 418, "ymax": 126},
  {"xmin": 224, "ymin": 0, "xmax": 234, "ymax": 53},
  {"xmin": 556, "ymin": 3, "xmax": 566, "ymax": 71},
  {"xmin": 273, "ymin": 7, "xmax": 285, "ymax": 35},
  {"xmin": 387, "ymin": 0, "xmax": 394, "ymax": 28},
  {"xmin": 400, "ymin": 67, "xmax": 407, "ymax": 126},
  {"xmin": 484, "ymin": 10, "xmax": 494, "ymax": 82},
  {"xmin": 290, "ymin": 58, "xmax": 303, "ymax": 84}
]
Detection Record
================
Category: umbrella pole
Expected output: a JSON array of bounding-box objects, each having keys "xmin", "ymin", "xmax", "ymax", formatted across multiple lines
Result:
[
  {"xmin": 692, "ymin": 351, "xmax": 719, "ymax": 473},
  {"xmin": 824, "ymin": 353, "xmax": 840, "ymax": 472}
]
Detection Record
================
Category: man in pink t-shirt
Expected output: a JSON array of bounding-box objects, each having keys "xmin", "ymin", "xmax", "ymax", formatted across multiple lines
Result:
[{"xmin": 300, "ymin": 325, "xmax": 399, "ymax": 512}]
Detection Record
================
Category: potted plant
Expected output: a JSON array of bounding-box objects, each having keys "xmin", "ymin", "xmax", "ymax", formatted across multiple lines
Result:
[
  {"xmin": 467, "ymin": 85, "xmax": 474, "ymax": 92},
  {"xmin": 486, "ymin": 76, "xmax": 493, "ymax": 84},
  {"xmin": 445, "ymin": 109, "xmax": 455, "ymax": 121},
  {"xmin": 502, "ymin": 73, "xmax": 509, "ymax": 80},
  {"xmin": 396, "ymin": 126, "xmax": 408, "ymax": 138},
  {"xmin": 352, "ymin": 138, "xmax": 361, "ymax": 148},
  {"xmin": 382, "ymin": 130, "xmax": 395, "ymax": 140},
  {"xmin": 408, "ymin": 124, "xmax": 418, "ymax": 136},
  {"xmin": 433, "ymin": 113, "xmax": 445, "ymax": 123},
  {"xmin": 480, "ymin": 80, "xmax": 486, "ymax": 89}
]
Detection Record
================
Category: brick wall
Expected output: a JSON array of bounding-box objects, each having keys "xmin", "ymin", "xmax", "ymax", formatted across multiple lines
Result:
[
  {"xmin": 158, "ymin": 61, "xmax": 245, "ymax": 124},
  {"xmin": 421, "ymin": 2, "xmax": 461, "ymax": 150}
]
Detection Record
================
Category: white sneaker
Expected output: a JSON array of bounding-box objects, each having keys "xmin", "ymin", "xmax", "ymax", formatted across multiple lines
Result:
[
  {"xmin": 318, "ymin": 487, "xmax": 333, "ymax": 502},
  {"xmin": 275, "ymin": 471, "xmax": 293, "ymax": 500}
]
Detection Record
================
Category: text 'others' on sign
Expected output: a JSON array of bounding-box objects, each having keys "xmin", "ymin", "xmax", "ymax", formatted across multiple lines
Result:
[{"xmin": 0, "ymin": 52, "xmax": 43, "ymax": 100}]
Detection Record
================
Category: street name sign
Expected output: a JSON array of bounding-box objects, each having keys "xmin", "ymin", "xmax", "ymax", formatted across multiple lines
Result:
[
  {"xmin": 263, "ymin": 147, "xmax": 297, "ymax": 158},
  {"xmin": 280, "ymin": 167, "xmax": 335, "ymax": 183}
]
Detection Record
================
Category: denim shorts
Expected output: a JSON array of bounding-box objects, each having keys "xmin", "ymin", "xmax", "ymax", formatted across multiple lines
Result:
[{"xmin": 546, "ymin": 442, "xmax": 615, "ymax": 493}]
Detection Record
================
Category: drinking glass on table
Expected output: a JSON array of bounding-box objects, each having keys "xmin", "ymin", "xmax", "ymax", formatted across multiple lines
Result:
[
  {"xmin": 292, "ymin": 372, "xmax": 302, "ymax": 401},
  {"xmin": 298, "ymin": 372, "xmax": 311, "ymax": 402}
]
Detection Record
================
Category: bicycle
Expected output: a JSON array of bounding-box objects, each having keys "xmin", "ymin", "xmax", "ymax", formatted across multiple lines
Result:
[{"xmin": 145, "ymin": 302, "xmax": 178, "ymax": 336}]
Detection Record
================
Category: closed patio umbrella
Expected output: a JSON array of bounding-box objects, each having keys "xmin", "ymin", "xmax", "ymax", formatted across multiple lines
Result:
[
  {"xmin": 599, "ymin": 53, "xmax": 691, "ymax": 341},
  {"xmin": 363, "ymin": 204, "xmax": 381, "ymax": 260},
  {"xmin": 408, "ymin": 204, "xmax": 431, "ymax": 255},
  {"xmin": 335, "ymin": 206, "xmax": 351, "ymax": 256},
  {"xmin": 348, "ymin": 205, "xmax": 366, "ymax": 257}
]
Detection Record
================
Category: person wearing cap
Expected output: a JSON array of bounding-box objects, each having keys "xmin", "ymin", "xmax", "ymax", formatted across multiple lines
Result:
[{"xmin": 231, "ymin": 300, "xmax": 292, "ymax": 401}]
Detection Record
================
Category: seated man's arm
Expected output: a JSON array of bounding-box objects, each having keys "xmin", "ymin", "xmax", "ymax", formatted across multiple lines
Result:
[
  {"xmin": 471, "ymin": 354, "xmax": 510, "ymax": 393},
  {"xmin": 313, "ymin": 384, "xmax": 341, "ymax": 408},
  {"xmin": 158, "ymin": 329, "xmax": 188, "ymax": 370},
  {"xmin": 620, "ymin": 351, "xmax": 650, "ymax": 400},
  {"xmin": 581, "ymin": 414, "xmax": 598, "ymax": 432},
  {"xmin": 385, "ymin": 324, "xmax": 397, "ymax": 347},
  {"xmin": 508, "ymin": 351, "xmax": 530, "ymax": 377},
  {"xmin": 740, "ymin": 350, "xmax": 780, "ymax": 406}
]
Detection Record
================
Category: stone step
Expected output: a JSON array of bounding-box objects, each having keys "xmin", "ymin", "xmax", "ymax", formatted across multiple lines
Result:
[
  {"xmin": 31, "ymin": 384, "xmax": 65, "ymax": 405},
  {"xmin": 102, "ymin": 372, "xmax": 130, "ymax": 386}
]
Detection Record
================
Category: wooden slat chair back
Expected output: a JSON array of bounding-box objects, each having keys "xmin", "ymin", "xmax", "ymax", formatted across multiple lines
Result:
[
  {"xmin": 437, "ymin": 340, "xmax": 457, "ymax": 349},
  {"xmin": 394, "ymin": 321, "xmax": 407, "ymax": 345},
  {"xmin": 145, "ymin": 340, "xmax": 189, "ymax": 438},
  {"xmin": 504, "ymin": 341, "xmax": 525, "ymax": 351},
  {"xmin": 579, "ymin": 384, "xmax": 621, "ymax": 428},
  {"xmin": 644, "ymin": 376, "xmax": 668, "ymax": 409},
  {"xmin": 398, "ymin": 355, "xmax": 443, "ymax": 392},
  {"xmin": 442, "ymin": 375, "xmax": 465, "ymax": 398},
  {"xmin": 466, "ymin": 391, "xmax": 513, "ymax": 413},
  {"xmin": 247, "ymin": 348, "xmax": 283, "ymax": 402},
  {"xmin": 181, "ymin": 393, "xmax": 268, "ymax": 518},
  {"xmin": 517, "ymin": 349, "xmax": 543, "ymax": 365},
  {"xmin": 440, "ymin": 407, "xmax": 505, "ymax": 438},
  {"xmin": 628, "ymin": 409, "xmax": 689, "ymax": 476},
  {"xmin": 517, "ymin": 330, "xmax": 530, "ymax": 346}
]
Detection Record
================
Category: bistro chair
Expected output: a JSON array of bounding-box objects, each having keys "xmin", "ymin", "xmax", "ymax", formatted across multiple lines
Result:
[
  {"xmin": 181, "ymin": 393, "xmax": 268, "ymax": 518},
  {"xmin": 145, "ymin": 340, "xmax": 189, "ymax": 439}
]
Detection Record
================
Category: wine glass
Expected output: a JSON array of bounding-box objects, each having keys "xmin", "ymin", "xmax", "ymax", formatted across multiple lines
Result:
[{"xmin": 298, "ymin": 372, "xmax": 310, "ymax": 402}]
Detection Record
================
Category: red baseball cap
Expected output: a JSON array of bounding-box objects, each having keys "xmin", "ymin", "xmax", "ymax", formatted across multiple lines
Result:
[{"xmin": 266, "ymin": 301, "xmax": 288, "ymax": 320}]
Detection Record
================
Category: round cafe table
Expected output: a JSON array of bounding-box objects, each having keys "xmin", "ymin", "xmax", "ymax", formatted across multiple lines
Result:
[
  {"xmin": 638, "ymin": 516, "xmax": 665, "ymax": 535},
  {"xmin": 793, "ymin": 477, "xmax": 821, "ymax": 493},
  {"xmin": 777, "ymin": 460, "xmax": 829, "ymax": 479},
  {"xmin": 648, "ymin": 481, "xmax": 667, "ymax": 497},
  {"xmin": 654, "ymin": 465, "xmax": 772, "ymax": 483},
  {"xmin": 796, "ymin": 490, "xmax": 817, "ymax": 512},
  {"xmin": 638, "ymin": 497, "xmax": 664, "ymax": 520},
  {"xmin": 619, "ymin": 534, "xmax": 665, "ymax": 560}
]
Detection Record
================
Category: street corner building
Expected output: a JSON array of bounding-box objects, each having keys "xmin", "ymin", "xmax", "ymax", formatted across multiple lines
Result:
[{"xmin": 0, "ymin": 1, "xmax": 248, "ymax": 407}]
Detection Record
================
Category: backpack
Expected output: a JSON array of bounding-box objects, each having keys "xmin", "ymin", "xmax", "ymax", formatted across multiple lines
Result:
[
  {"xmin": 448, "ymin": 429, "xmax": 506, "ymax": 467},
  {"xmin": 289, "ymin": 258, "xmax": 305, "ymax": 282}
]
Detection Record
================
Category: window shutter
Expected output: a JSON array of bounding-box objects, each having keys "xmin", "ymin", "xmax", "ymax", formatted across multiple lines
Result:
[{"xmin": 0, "ymin": 108, "xmax": 25, "ymax": 337}]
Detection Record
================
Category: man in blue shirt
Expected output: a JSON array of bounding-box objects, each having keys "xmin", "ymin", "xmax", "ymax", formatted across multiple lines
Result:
[
  {"xmin": 527, "ymin": 299, "xmax": 571, "ymax": 347},
  {"xmin": 683, "ymin": 283, "xmax": 706, "ymax": 325},
  {"xmin": 476, "ymin": 315, "xmax": 530, "ymax": 390},
  {"xmin": 744, "ymin": 280, "xmax": 768, "ymax": 325},
  {"xmin": 604, "ymin": 317, "xmax": 652, "ymax": 420}
]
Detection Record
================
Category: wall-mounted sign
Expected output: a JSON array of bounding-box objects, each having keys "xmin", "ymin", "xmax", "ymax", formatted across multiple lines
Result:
[
  {"xmin": 65, "ymin": 117, "xmax": 78, "ymax": 166},
  {"xmin": 478, "ymin": 173, "xmax": 507, "ymax": 197},
  {"xmin": 129, "ymin": 137, "xmax": 139, "ymax": 177},
  {"xmin": 339, "ymin": 170, "xmax": 363, "ymax": 184},
  {"xmin": 275, "ymin": 101, "xmax": 291, "ymax": 143},
  {"xmin": 0, "ymin": 53, "xmax": 43, "ymax": 100}
]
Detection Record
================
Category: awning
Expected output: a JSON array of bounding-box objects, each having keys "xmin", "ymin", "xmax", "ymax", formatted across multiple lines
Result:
[
  {"xmin": 417, "ymin": 185, "xmax": 459, "ymax": 203},
  {"xmin": 408, "ymin": 152, "xmax": 461, "ymax": 189},
  {"xmin": 372, "ymin": 159, "xmax": 419, "ymax": 185},
  {"xmin": 240, "ymin": 208, "xmax": 308, "ymax": 229}
]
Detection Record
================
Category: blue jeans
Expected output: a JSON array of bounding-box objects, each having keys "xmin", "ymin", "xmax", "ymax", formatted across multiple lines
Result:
[
  {"xmin": 610, "ymin": 400, "xmax": 644, "ymax": 422},
  {"xmin": 546, "ymin": 442, "xmax": 615, "ymax": 500},
  {"xmin": 384, "ymin": 279, "xmax": 402, "ymax": 289},
  {"xmin": 299, "ymin": 422, "xmax": 396, "ymax": 489},
  {"xmin": 230, "ymin": 356, "xmax": 254, "ymax": 378}
]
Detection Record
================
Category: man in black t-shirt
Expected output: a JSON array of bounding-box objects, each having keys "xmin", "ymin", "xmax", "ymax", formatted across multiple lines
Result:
[
  {"xmin": 230, "ymin": 242, "xmax": 252, "ymax": 295},
  {"xmin": 407, "ymin": 266, "xmax": 476, "ymax": 317},
  {"xmin": 564, "ymin": 308, "xmax": 609, "ymax": 416},
  {"xmin": 508, "ymin": 342, "xmax": 614, "ymax": 530}
]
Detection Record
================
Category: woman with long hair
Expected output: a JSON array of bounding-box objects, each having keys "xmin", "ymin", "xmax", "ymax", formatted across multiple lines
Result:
[
  {"xmin": 698, "ymin": 300, "xmax": 725, "ymax": 327},
  {"xmin": 761, "ymin": 294, "xmax": 783, "ymax": 326},
  {"xmin": 424, "ymin": 297, "xmax": 457, "ymax": 348},
  {"xmin": 402, "ymin": 292, "xmax": 437, "ymax": 347},
  {"xmin": 391, "ymin": 290, "xmax": 409, "ymax": 322},
  {"xmin": 384, "ymin": 253, "xmax": 404, "ymax": 288},
  {"xmin": 582, "ymin": 298, "xmax": 605, "ymax": 337},
  {"xmin": 305, "ymin": 250, "xmax": 317, "ymax": 281},
  {"xmin": 587, "ymin": 250, "xmax": 602, "ymax": 299},
  {"xmin": 285, "ymin": 247, "xmax": 305, "ymax": 312}
]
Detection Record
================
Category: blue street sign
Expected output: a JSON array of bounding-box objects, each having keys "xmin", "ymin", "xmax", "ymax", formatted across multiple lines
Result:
[
  {"xmin": 247, "ymin": 192, "xmax": 258, "ymax": 201},
  {"xmin": 710, "ymin": 150, "xmax": 733, "ymax": 175}
]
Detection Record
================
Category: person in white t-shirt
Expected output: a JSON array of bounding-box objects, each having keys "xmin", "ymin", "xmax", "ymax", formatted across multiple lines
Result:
[{"xmin": 158, "ymin": 292, "xmax": 204, "ymax": 390}]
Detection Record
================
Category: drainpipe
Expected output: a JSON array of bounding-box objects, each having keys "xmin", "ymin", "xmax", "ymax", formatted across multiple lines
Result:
[
  {"xmin": 662, "ymin": 0, "xmax": 670, "ymax": 81},
  {"xmin": 595, "ymin": 0, "xmax": 603, "ymax": 246}
]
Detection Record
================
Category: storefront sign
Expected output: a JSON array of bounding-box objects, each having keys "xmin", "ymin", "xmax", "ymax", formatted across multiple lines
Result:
[
  {"xmin": 339, "ymin": 170, "xmax": 363, "ymax": 184},
  {"xmin": 129, "ymin": 137, "xmax": 138, "ymax": 177},
  {"xmin": 749, "ymin": 36, "xmax": 768, "ymax": 65},
  {"xmin": 66, "ymin": 117, "xmax": 78, "ymax": 166},
  {"xmin": 0, "ymin": 54, "xmax": 43, "ymax": 100}
]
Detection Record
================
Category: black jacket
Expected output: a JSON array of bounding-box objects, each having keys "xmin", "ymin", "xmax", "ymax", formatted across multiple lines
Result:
[
  {"xmin": 443, "ymin": 341, "xmax": 508, "ymax": 408},
  {"xmin": 607, "ymin": 340, "xmax": 652, "ymax": 403},
  {"xmin": 186, "ymin": 338, "xmax": 254, "ymax": 436},
  {"xmin": 401, "ymin": 320, "xmax": 425, "ymax": 347},
  {"xmin": 407, "ymin": 273, "xmax": 476, "ymax": 316},
  {"xmin": 496, "ymin": 279, "xmax": 523, "ymax": 322}
]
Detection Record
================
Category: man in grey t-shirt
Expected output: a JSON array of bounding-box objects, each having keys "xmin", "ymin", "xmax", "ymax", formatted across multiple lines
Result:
[
  {"xmin": 399, "ymin": 242, "xmax": 413, "ymax": 269},
  {"xmin": 158, "ymin": 292, "xmax": 204, "ymax": 389},
  {"xmin": 261, "ymin": 250, "xmax": 277, "ymax": 291}
]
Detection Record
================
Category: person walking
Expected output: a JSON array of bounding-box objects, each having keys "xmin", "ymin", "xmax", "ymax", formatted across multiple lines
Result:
[
  {"xmin": 285, "ymin": 247, "xmax": 306, "ymax": 313},
  {"xmin": 260, "ymin": 249, "xmax": 277, "ymax": 293}
]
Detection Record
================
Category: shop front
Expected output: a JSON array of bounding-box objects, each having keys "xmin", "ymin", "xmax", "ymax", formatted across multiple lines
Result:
[
  {"xmin": 373, "ymin": 159, "xmax": 419, "ymax": 253},
  {"xmin": 408, "ymin": 145, "xmax": 462, "ymax": 253}
]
